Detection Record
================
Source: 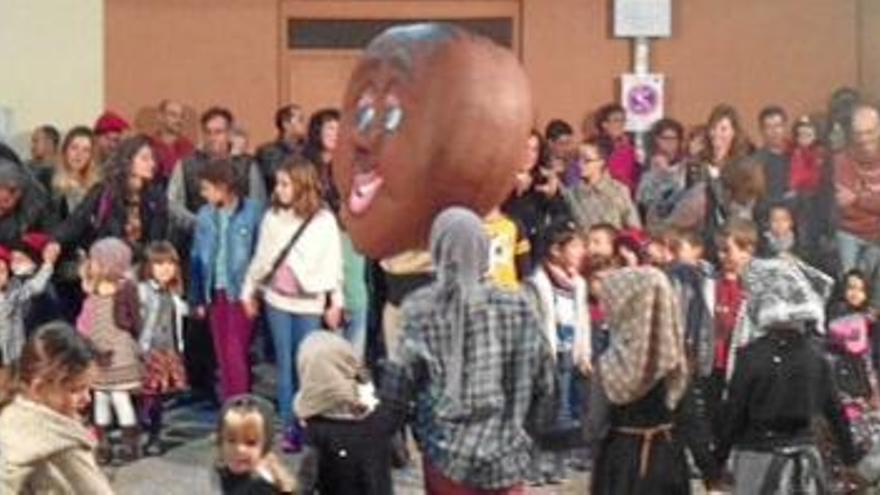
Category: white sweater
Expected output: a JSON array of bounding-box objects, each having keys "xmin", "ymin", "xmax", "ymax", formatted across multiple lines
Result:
[{"xmin": 241, "ymin": 208, "xmax": 343, "ymax": 315}]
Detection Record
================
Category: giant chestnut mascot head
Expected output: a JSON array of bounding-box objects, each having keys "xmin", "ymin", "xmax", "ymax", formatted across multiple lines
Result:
[{"xmin": 334, "ymin": 23, "xmax": 533, "ymax": 259}]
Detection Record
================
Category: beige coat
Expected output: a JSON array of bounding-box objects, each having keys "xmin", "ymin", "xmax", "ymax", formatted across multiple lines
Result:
[{"xmin": 0, "ymin": 397, "xmax": 114, "ymax": 494}]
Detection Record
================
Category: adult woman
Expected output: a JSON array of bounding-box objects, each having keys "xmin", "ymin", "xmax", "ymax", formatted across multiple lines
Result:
[
  {"xmin": 53, "ymin": 135, "xmax": 168, "ymax": 318},
  {"xmin": 52, "ymin": 126, "xmax": 101, "ymax": 220},
  {"xmin": 54, "ymin": 134, "xmax": 167, "ymax": 253},
  {"xmin": 637, "ymin": 118, "xmax": 686, "ymax": 227},
  {"xmin": 241, "ymin": 157, "xmax": 343, "ymax": 453},
  {"xmin": 593, "ymin": 103, "xmax": 639, "ymax": 196},
  {"xmin": 694, "ymin": 104, "xmax": 753, "ymax": 184},
  {"xmin": 303, "ymin": 108, "xmax": 341, "ymax": 211},
  {"xmin": 591, "ymin": 266, "xmax": 691, "ymax": 495},
  {"xmin": 502, "ymin": 130, "xmax": 572, "ymax": 266}
]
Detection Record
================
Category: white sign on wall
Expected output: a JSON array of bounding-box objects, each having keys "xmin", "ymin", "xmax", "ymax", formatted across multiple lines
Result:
[
  {"xmin": 614, "ymin": 0, "xmax": 672, "ymax": 38},
  {"xmin": 621, "ymin": 73, "xmax": 664, "ymax": 132}
]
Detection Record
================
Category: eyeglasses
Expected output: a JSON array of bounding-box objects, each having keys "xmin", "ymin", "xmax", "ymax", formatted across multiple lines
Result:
[{"xmin": 657, "ymin": 134, "xmax": 680, "ymax": 141}]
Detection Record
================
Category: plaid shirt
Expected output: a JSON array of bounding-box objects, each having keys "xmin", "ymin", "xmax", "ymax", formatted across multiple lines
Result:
[
  {"xmin": 381, "ymin": 284, "xmax": 556, "ymax": 489},
  {"xmin": 563, "ymin": 174, "xmax": 641, "ymax": 232}
]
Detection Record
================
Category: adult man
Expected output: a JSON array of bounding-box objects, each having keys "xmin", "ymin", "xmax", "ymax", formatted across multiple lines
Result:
[
  {"xmin": 26, "ymin": 125, "xmax": 59, "ymax": 191},
  {"xmin": 150, "ymin": 99, "xmax": 194, "ymax": 185},
  {"xmin": 167, "ymin": 106, "xmax": 266, "ymax": 233},
  {"xmin": 255, "ymin": 104, "xmax": 306, "ymax": 193},
  {"xmin": 753, "ymin": 105, "xmax": 791, "ymax": 205},
  {"xmin": 835, "ymin": 103, "xmax": 880, "ymax": 305},
  {"xmin": 93, "ymin": 110, "xmax": 130, "ymax": 165},
  {"xmin": 0, "ymin": 157, "xmax": 54, "ymax": 244}
]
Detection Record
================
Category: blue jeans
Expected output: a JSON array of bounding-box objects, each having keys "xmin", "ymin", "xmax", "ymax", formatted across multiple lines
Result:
[
  {"xmin": 555, "ymin": 350, "xmax": 583, "ymax": 427},
  {"xmin": 264, "ymin": 305, "xmax": 321, "ymax": 426},
  {"xmin": 343, "ymin": 308, "xmax": 368, "ymax": 360}
]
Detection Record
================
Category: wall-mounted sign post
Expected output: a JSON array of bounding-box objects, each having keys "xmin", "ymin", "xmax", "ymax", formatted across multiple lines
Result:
[{"xmin": 613, "ymin": 0, "xmax": 671, "ymax": 162}]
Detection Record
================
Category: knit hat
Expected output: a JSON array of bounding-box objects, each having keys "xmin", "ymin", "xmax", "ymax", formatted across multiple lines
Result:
[
  {"xmin": 0, "ymin": 159, "xmax": 25, "ymax": 188},
  {"xmin": 293, "ymin": 331, "xmax": 369, "ymax": 420},
  {"xmin": 615, "ymin": 228, "xmax": 650, "ymax": 259},
  {"xmin": 88, "ymin": 238, "xmax": 132, "ymax": 279},
  {"xmin": 8, "ymin": 232, "xmax": 51, "ymax": 263},
  {"xmin": 94, "ymin": 111, "xmax": 130, "ymax": 135}
]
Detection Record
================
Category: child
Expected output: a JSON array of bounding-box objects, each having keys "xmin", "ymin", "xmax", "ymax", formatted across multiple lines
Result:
[
  {"xmin": 525, "ymin": 220, "xmax": 591, "ymax": 484},
  {"xmin": 8, "ymin": 232, "xmax": 62, "ymax": 329},
  {"xmin": 190, "ymin": 158, "xmax": 263, "ymax": 401},
  {"xmin": 760, "ymin": 203, "xmax": 800, "ymax": 259},
  {"xmin": 294, "ymin": 331, "xmax": 392, "ymax": 495},
  {"xmin": 215, "ymin": 394, "xmax": 296, "ymax": 494},
  {"xmin": 484, "ymin": 205, "xmax": 531, "ymax": 290},
  {"xmin": 789, "ymin": 116, "xmax": 827, "ymax": 264},
  {"xmin": 789, "ymin": 116, "xmax": 824, "ymax": 197},
  {"xmin": 666, "ymin": 229, "xmax": 715, "ymax": 379},
  {"xmin": 614, "ymin": 228, "xmax": 649, "ymax": 267},
  {"xmin": 828, "ymin": 270, "xmax": 880, "ymax": 416},
  {"xmin": 0, "ymin": 239, "xmax": 60, "ymax": 367},
  {"xmin": 719, "ymin": 309, "xmax": 857, "ymax": 493},
  {"xmin": 585, "ymin": 223, "xmax": 618, "ymax": 271},
  {"xmin": 138, "ymin": 241, "xmax": 189, "ymax": 455},
  {"xmin": 0, "ymin": 322, "xmax": 114, "ymax": 494},
  {"xmin": 77, "ymin": 237, "xmax": 143, "ymax": 464}
]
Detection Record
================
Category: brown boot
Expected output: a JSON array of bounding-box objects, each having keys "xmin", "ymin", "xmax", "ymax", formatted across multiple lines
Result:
[
  {"xmin": 94, "ymin": 427, "xmax": 112, "ymax": 466},
  {"xmin": 120, "ymin": 427, "xmax": 141, "ymax": 463}
]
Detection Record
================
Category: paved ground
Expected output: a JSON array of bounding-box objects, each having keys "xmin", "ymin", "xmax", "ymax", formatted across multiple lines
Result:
[
  {"xmin": 104, "ymin": 398, "xmax": 591, "ymax": 494},
  {"xmin": 105, "ymin": 363, "xmax": 713, "ymax": 494}
]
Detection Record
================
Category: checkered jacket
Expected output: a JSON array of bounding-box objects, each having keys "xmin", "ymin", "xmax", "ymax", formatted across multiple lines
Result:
[{"xmin": 381, "ymin": 284, "xmax": 556, "ymax": 489}]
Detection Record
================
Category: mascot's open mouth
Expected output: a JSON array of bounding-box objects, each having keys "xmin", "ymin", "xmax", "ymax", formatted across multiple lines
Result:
[{"xmin": 349, "ymin": 147, "xmax": 385, "ymax": 216}]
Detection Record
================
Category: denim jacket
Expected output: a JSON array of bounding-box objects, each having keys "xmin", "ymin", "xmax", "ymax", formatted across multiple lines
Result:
[{"xmin": 189, "ymin": 198, "xmax": 263, "ymax": 306}]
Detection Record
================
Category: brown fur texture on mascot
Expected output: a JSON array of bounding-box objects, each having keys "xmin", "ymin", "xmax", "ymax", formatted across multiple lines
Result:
[{"xmin": 334, "ymin": 23, "xmax": 533, "ymax": 259}]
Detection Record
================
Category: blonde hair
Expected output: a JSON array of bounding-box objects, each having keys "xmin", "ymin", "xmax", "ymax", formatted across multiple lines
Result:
[{"xmin": 272, "ymin": 156, "xmax": 323, "ymax": 218}]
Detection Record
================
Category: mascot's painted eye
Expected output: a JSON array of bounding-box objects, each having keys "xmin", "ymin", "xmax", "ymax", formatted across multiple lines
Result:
[
  {"xmin": 384, "ymin": 106, "xmax": 403, "ymax": 134},
  {"xmin": 356, "ymin": 105, "xmax": 376, "ymax": 134}
]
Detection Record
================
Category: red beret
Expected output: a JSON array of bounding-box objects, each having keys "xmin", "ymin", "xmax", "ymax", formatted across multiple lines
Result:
[{"xmin": 94, "ymin": 111, "xmax": 130, "ymax": 135}]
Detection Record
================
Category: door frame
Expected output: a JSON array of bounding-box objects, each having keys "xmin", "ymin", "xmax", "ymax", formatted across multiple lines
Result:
[{"xmin": 278, "ymin": 0, "xmax": 522, "ymax": 108}]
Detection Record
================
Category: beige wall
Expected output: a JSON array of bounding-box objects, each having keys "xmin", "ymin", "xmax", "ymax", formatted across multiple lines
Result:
[
  {"xmin": 105, "ymin": 0, "xmax": 869, "ymax": 146},
  {"xmin": 0, "ymin": 0, "xmax": 104, "ymax": 156},
  {"xmin": 104, "ymin": 0, "xmax": 279, "ymax": 146}
]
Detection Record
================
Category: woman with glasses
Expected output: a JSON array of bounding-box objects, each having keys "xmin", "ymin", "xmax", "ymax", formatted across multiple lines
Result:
[
  {"xmin": 592, "ymin": 103, "xmax": 639, "ymax": 197},
  {"xmin": 638, "ymin": 118, "xmax": 687, "ymax": 228}
]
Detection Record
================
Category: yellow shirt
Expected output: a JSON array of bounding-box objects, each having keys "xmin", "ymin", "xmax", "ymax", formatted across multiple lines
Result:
[{"xmin": 484, "ymin": 213, "xmax": 530, "ymax": 291}]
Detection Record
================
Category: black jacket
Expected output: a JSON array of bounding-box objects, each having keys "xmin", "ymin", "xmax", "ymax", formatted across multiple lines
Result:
[
  {"xmin": 502, "ymin": 188, "xmax": 572, "ymax": 266},
  {"xmin": 298, "ymin": 404, "xmax": 396, "ymax": 495},
  {"xmin": 718, "ymin": 329, "xmax": 858, "ymax": 464},
  {"xmin": 53, "ymin": 183, "xmax": 169, "ymax": 256}
]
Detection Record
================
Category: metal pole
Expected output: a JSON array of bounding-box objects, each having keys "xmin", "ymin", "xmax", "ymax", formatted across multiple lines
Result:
[{"xmin": 633, "ymin": 36, "xmax": 650, "ymax": 164}]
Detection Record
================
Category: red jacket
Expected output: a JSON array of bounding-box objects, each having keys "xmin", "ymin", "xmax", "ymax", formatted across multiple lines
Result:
[
  {"xmin": 714, "ymin": 275, "xmax": 743, "ymax": 373},
  {"xmin": 789, "ymin": 145, "xmax": 824, "ymax": 193},
  {"xmin": 835, "ymin": 148, "xmax": 880, "ymax": 240}
]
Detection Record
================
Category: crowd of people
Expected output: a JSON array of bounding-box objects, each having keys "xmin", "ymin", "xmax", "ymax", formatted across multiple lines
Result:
[{"xmin": 0, "ymin": 83, "xmax": 878, "ymax": 494}]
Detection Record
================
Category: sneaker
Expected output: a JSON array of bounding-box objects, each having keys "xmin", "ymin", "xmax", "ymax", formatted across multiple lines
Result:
[
  {"xmin": 280, "ymin": 426, "xmax": 302, "ymax": 454},
  {"xmin": 144, "ymin": 434, "xmax": 163, "ymax": 457}
]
